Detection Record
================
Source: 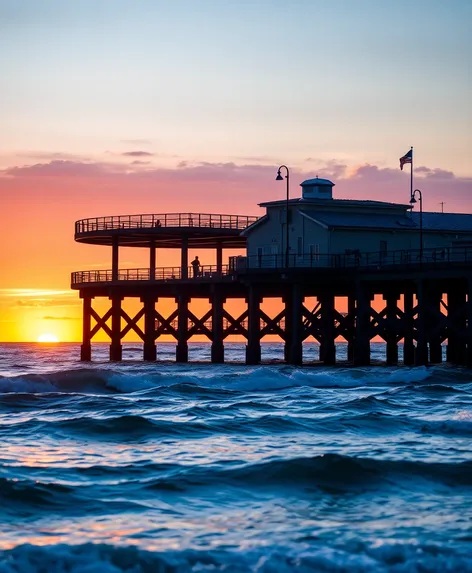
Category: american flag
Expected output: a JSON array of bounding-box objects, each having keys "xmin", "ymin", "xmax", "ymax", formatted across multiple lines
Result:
[{"xmin": 399, "ymin": 149, "xmax": 413, "ymax": 170}]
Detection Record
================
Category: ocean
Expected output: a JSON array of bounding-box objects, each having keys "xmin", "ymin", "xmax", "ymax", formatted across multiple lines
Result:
[{"xmin": 0, "ymin": 342, "xmax": 471, "ymax": 572}]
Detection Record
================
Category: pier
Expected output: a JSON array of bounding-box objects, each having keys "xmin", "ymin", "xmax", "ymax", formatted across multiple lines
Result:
[{"xmin": 71, "ymin": 211, "xmax": 472, "ymax": 367}]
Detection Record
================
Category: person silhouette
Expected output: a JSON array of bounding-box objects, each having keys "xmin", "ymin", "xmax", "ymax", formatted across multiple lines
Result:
[{"xmin": 191, "ymin": 256, "xmax": 201, "ymax": 278}]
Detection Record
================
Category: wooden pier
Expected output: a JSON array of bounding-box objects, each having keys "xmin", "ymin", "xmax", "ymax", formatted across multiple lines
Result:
[{"xmin": 71, "ymin": 212, "xmax": 472, "ymax": 367}]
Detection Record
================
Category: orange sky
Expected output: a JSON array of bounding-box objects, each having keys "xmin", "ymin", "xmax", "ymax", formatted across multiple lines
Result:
[{"xmin": 1, "ymin": 158, "xmax": 470, "ymax": 342}]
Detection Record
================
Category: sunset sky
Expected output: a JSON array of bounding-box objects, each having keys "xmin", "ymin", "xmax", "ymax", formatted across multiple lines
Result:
[{"xmin": 1, "ymin": 0, "xmax": 471, "ymax": 342}]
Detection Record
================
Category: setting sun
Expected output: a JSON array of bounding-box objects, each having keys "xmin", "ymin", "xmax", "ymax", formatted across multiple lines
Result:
[{"xmin": 37, "ymin": 333, "xmax": 59, "ymax": 343}]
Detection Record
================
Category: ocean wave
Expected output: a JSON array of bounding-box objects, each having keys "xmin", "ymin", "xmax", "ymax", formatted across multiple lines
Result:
[
  {"xmin": 0, "ymin": 365, "xmax": 439, "ymax": 396},
  {"xmin": 0, "ymin": 475, "xmax": 141, "ymax": 515},
  {"xmin": 1, "ymin": 540, "xmax": 471, "ymax": 573},
  {"xmin": 141, "ymin": 453, "xmax": 472, "ymax": 492},
  {"xmin": 420, "ymin": 419, "xmax": 472, "ymax": 436},
  {"xmin": 0, "ymin": 412, "xmax": 321, "ymax": 439}
]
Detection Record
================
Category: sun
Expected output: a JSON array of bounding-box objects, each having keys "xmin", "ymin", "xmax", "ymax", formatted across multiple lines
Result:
[{"xmin": 37, "ymin": 333, "xmax": 59, "ymax": 343}]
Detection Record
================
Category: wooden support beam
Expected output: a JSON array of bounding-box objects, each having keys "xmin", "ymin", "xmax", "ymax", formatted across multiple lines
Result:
[
  {"xmin": 149, "ymin": 240, "xmax": 156, "ymax": 281},
  {"xmin": 403, "ymin": 290, "xmax": 415, "ymax": 366},
  {"xmin": 354, "ymin": 282, "xmax": 371, "ymax": 366},
  {"xmin": 246, "ymin": 287, "xmax": 261, "ymax": 365},
  {"xmin": 109, "ymin": 296, "xmax": 122, "ymax": 361},
  {"xmin": 90, "ymin": 307, "xmax": 112, "ymax": 340},
  {"xmin": 428, "ymin": 286, "xmax": 443, "ymax": 364},
  {"xmin": 155, "ymin": 308, "xmax": 178, "ymax": 338},
  {"xmin": 319, "ymin": 292, "xmax": 336, "ymax": 365},
  {"xmin": 176, "ymin": 295, "xmax": 189, "ymax": 362},
  {"xmin": 384, "ymin": 292, "xmax": 399, "ymax": 366},
  {"xmin": 216, "ymin": 240, "xmax": 223, "ymax": 274},
  {"xmin": 80, "ymin": 296, "xmax": 92, "ymax": 361},
  {"xmin": 181, "ymin": 236, "xmax": 189, "ymax": 280},
  {"xmin": 121, "ymin": 308, "xmax": 145, "ymax": 340},
  {"xmin": 112, "ymin": 236, "xmax": 119, "ymax": 282},
  {"xmin": 211, "ymin": 290, "xmax": 225, "ymax": 363},
  {"xmin": 142, "ymin": 297, "xmax": 157, "ymax": 361},
  {"xmin": 415, "ymin": 280, "xmax": 429, "ymax": 366},
  {"xmin": 347, "ymin": 294, "xmax": 355, "ymax": 362},
  {"xmin": 287, "ymin": 284, "xmax": 303, "ymax": 365},
  {"xmin": 446, "ymin": 284, "xmax": 466, "ymax": 365},
  {"xmin": 222, "ymin": 309, "xmax": 248, "ymax": 338}
]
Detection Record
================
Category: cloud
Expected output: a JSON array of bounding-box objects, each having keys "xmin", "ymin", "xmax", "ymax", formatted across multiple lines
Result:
[
  {"xmin": 0, "ymin": 289, "xmax": 73, "ymax": 297},
  {"xmin": 1, "ymin": 157, "xmax": 471, "ymax": 213},
  {"xmin": 122, "ymin": 151, "xmax": 154, "ymax": 157},
  {"xmin": 2, "ymin": 160, "xmax": 124, "ymax": 178},
  {"xmin": 43, "ymin": 316, "xmax": 79, "ymax": 320},
  {"xmin": 131, "ymin": 160, "xmax": 151, "ymax": 165}
]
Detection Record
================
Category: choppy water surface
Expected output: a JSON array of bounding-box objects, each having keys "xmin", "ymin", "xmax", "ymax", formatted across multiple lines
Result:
[{"xmin": 0, "ymin": 342, "xmax": 471, "ymax": 572}]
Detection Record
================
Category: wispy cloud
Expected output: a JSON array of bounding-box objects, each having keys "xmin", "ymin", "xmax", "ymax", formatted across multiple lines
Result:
[
  {"xmin": 0, "ymin": 289, "xmax": 79, "ymax": 309},
  {"xmin": 0, "ymin": 289, "xmax": 73, "ymax": 297},
  {"xmin": 1, "ymin": 157, "xmax": 471, "ymax": 212},
  {"xmin": 122, "ymin": 151, "xmax": 153, "ymax": 157}
]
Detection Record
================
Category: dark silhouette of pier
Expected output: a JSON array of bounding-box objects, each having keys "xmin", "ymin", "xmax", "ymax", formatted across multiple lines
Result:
[{"xmin": 71, "ymin": 212, "xmax": 472, "ymax": 367}]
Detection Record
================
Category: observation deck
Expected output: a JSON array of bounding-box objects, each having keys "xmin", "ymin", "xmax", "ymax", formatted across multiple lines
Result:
[{"xmin": 75, "ymin": 212, "xmax": 259, "ymax": 249}]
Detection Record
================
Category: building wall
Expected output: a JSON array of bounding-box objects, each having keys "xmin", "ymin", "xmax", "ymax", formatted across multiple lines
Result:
[
  {"xmin": 246, "ymin": 207, "xmax": 330, "ymax": 264},
  {"xmin": 245, "ymin": 203, "xmax": 472, "ymax": 267},
  {"xmin": 329, "ymin": 229, "xmax": 414, "ymax": 254}
]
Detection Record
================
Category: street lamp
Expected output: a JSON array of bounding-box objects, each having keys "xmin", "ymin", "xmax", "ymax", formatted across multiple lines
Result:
[
  {"xmin": 276, "ymin": 165, "xmax": 290, "ymax": 267},
  {"xmin": 410, "ymin": 188, "xmax": 423, "ymax": 262}
]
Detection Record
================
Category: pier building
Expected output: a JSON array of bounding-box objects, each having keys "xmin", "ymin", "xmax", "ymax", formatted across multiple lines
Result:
[
  {"xmin": 242, "ymin": 178, "xmax": 472, "ymax": 267},
  {"xmin": 71, "ymin": 179, "xmax": 472, "ymax": 367}
]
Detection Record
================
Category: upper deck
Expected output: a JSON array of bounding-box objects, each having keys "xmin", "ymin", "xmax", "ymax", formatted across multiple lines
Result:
[{"xmin": 75, "ymin": 212, "xmax": 260, "ymax": 249}]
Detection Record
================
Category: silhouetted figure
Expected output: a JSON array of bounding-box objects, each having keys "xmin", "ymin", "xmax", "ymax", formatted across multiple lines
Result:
[
  {"xmin": 191, "ymin": 256, "xmax": 201, "ymax": 278},
  {"xmin": 155, "ymin": 219, "xmax": 161, "ymax": 227}
]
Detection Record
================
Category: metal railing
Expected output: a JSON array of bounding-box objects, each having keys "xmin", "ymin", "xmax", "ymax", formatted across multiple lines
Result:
[
  {"xmin": 71, "ymin": 247, "xmax": 472, "ymax": 286},
  {"xmin": 235, "ymin": 246, "xmax": 472, "ymax": 271},
  {"xmin": 75, "ymin": 213, "xmax": 259, "ymax": 234},
  {"xmin": 71, "ymin": 265, "xmax": 230, "ymax": 285}
]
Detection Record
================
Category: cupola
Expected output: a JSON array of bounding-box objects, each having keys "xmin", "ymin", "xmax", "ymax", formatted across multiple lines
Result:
[{"xmin": 300, "ymin": 177, "xmax": 334, "ymax": 200}]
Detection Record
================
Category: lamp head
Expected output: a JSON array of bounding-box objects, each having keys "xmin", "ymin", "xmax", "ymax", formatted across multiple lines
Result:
[
  {"xmin": 275, "ymin": 170, "xmax": 283, "ymax": 181},
  {"xmin": 410, "ymin": 195, "xmax": 417, "ymax": 204}
]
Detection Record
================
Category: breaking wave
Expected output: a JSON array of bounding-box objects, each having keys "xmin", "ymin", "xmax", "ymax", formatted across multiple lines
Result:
[
  {"xmin": 1, "ymin": 541, "xmax": 471, "ymax": 573},
  {"xmin": 0, "ymin": 365, "xmax": 437, "ymax": 395}
]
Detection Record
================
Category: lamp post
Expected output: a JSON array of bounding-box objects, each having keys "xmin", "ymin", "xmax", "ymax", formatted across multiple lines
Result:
[
  {"xmin": 276, "ymin": 165, "xmax": 290, "ymax": 268},
  {"xmin": 410, "ymin": 188, "xmax": 423, "ymax": 262}
]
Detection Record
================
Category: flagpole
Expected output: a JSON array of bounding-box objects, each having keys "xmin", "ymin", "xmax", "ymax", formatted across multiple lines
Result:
[{"xmin": 410, "ymin": 146, "xmax": 413, "ymax": 200}]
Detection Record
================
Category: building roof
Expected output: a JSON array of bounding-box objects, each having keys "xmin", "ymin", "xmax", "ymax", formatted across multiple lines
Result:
[
  {"xmin": 259, "ymin": 197, "xmax": 412, "ymax": 209},
  {"xmin": 301, "ymin": 210, "xmax": 417, "ymax": 230},
  {"xmin": 411, "ymin": 212, "xmax": 472, "ymax": 232},
  {"xmin": 301, "ymin": 177, "xmax": 334, "ymax": 187},
  {"xmin": 299, "ymin": 210, "xmax": 472, "ymax": 233}
]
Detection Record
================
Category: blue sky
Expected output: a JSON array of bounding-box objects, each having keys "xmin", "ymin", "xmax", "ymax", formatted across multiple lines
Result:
[{"xmin": 1, "ymin": 0, "xmax": 471, "ymax": 173}]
